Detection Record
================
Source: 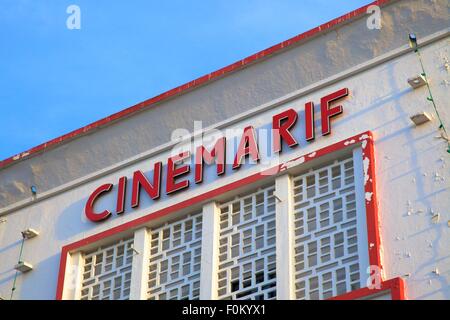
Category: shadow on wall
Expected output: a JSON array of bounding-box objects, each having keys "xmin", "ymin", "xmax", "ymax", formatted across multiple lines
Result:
[
  {"xmin": 0, "ymin": 238, "xmax": 61, "ymax": 299},
  {"xmin": 0, "ymin": 238, "xmax": 22, "ymax": 298},
  {"xmin": 16, "ymin": 252, "xmax": 60, "ymax": 300},
  {"xmin": 54, "ymin": 163, "xmax": 182, "ymax": 242},
  {"xmin": 380, "ymin": 59, "xmax": 449, "ymax": 299},
  {"xmin": 0, "ymin": 271, "xmax": 15, "ymax": 299},
  {"xmin": 0, "ymin": 239, "xmax": 22, "ymax": 256},
  {"xmin": 55, "ymin": 194, "xmax": 94, "ymax": 241},
  {"xmin": 408, "ymin": 223, "xmax": 450, "ymax": 299},
  {"xmin": 54, "ymin": 165, "xmax": 181, "ymax": 242},
  {"xmin": 53, "ymin": 127, "xmax": 296, "ymax": 243}
]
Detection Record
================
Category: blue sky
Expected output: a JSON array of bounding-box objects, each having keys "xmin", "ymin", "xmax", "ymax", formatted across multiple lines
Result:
[{"xmin": 0, "ymin": 0, "xmax": 370, "ymax": 160}]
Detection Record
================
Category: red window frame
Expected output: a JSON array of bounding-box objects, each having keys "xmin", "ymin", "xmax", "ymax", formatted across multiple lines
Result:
[
  {"xmin": 329, "ymin": 277, "xmax": 406, "ymax": 300},
  {"xmin": 56, "ymin": 131, "xmax": 400, "ymax": 300}
]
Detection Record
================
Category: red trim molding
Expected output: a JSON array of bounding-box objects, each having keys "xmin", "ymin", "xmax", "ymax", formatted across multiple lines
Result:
[
  {"xmin": 56, "ymin": 131, "xmax": 383, "ymax": 300},
  {"xmin": 362, "ymin": 132, "xmax": 381, "ymax": 269},
  {"xmin": 329, "ymin": 277, "xmax": 406, "ymax": 300},
  {"xmin": 0, "ymin": 0, "xmax": 394, "ymax": 170}
]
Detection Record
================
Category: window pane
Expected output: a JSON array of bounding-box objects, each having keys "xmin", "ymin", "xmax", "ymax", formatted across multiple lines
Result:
[
  {"xmin": 147, "ymin": 212, "xmax": 202, "ymax": 300},
  {"xmin": 292, "ymin": 157, "xmax": 361, "ymax": 300},
  {"xmin": 80, "ymin": 237, "xmax": 134, "ymax": 300},
  {"xmin": 217, "ymin": 185, "xmax": 276, "ymax": 300}
]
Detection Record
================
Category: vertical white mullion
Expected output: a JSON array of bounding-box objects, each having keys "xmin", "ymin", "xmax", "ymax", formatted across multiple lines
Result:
[
  {"xmin": 62, "ymin": 251, "xmax": 83, "ymax": 300},
  {"xmin": 200, "ymin": 201, "xmax": 220, "ymax": 299},
  {"xmin": 130, "ymin": 227, "xmax": 150, "ymax": 300},
  {"xmin": 72, "ymin": 252, "xmax": 84, "ymax": 300},
  {"xmin": 353, "ymin": 147, "xmax": 371, "ymax": 289},
  {"xmin": 275, "ymin": 173, "xmax": 295, "ymax": 300}
]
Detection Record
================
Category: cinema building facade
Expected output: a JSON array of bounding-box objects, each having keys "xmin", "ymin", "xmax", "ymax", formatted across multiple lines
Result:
[{"xmin": 0, "ymin": 0, "xmax": 449, "ymax": 300}]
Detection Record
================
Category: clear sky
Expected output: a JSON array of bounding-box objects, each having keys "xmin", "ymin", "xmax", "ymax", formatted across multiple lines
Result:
[{"xmin": 0, "ymin": 0, "xmax": 370, "ymax": 160}]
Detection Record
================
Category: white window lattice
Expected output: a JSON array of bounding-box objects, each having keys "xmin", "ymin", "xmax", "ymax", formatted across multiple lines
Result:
[
  {"xmin": 217, "ymin": 185, "xmax": 277, "ymax": 300},
  {"xmin": 292, "ymin": 156, "xmax": 362, "ymax": 300},
  {"xmin": 80, "ymin": 237, "xmax": 134, "ymax": 300},
  {"xmin": 147, "ymin": 212, "xmax": 203, "ymax": 300}
]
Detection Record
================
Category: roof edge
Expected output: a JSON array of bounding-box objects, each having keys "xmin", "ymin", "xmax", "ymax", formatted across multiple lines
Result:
[{"xmin": 0, "ymin": 0, "xmax": 393, "ymax": 170}]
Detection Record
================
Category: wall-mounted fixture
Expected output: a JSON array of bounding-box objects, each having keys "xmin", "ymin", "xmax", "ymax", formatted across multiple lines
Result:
[
  {"xmin": 408, "ymin": 74, "xmax": 427, "ymax": 89},
  {"xmin": 21, "ymin": 228, "xmax": 39, "ymax": 240},
  {"xmin": 408, "ymin": 33, "xmax": 450, "ymax": 154},
  {"xmin": 410, "ymin": 112, "xmax": 432, "ymax": 126},
  {"xmin": 14, "ymin": 261, "xmax": 33, "ymax": 273},
  {"xmin": 409, "ymin": 33, "xmax": 418, "ymax": 51}
]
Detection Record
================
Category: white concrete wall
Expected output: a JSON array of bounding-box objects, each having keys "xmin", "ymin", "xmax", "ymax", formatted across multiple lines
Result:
[{"xmin": 0, "ymin": 2, "xmax": 449, "ymax": 300}]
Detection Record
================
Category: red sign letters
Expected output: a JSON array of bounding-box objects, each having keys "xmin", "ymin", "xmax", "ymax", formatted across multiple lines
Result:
[{"xmin": 85, "ymin": 88, "xmax": 349, "ymax": 222}]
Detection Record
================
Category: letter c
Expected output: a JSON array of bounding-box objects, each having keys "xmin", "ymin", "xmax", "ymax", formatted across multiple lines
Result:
[{"xmin": 85, "ymin": 183, "xmax": 113, "ymax": 222}]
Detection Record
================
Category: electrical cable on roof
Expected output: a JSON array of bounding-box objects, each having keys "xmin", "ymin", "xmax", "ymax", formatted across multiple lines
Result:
[{"xmin": 409, "ymin": 33, "xmax": 450, "ymax": 154}]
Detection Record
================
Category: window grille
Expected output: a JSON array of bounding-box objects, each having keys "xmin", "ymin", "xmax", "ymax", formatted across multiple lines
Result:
[
  {"xmin": 147, "ymin": 212, "xmax": 203, "ymax": 300},
  {"xmin": 217, "ymin": 185, "xmax": 277, "ymax": 300},
  {"xmin": 80, "ymin": 237, "xmax": 134, "ymax": 300},
  {"xmin": 292, "ymin": 156, "xmax": 362, "ymax": 300}
]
